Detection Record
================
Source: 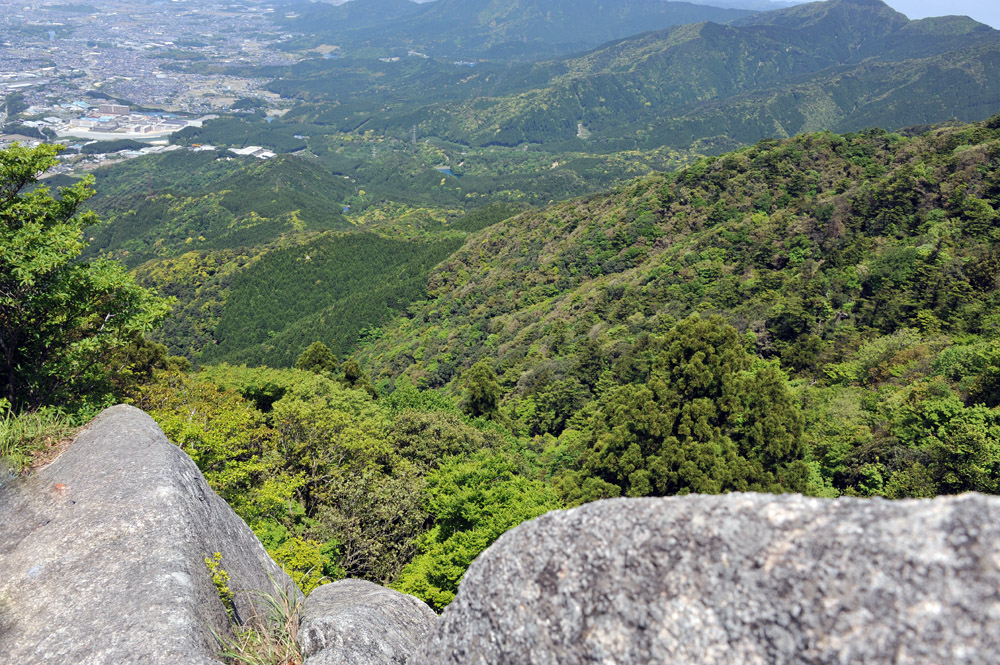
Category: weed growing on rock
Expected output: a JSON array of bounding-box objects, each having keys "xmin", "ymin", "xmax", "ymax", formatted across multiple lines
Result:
[
  {"xmin": 205, "ymin": 553, "xmax": 236, "ymax": 620},
  {"xmin": 210, "ymin": 564, "xmax": 303, "ymax": 665}
]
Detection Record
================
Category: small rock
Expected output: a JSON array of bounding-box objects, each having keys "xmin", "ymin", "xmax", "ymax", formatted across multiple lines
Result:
[{"xmin": 300, "ymin": 579, "xmax": 437, "ymax": 665}]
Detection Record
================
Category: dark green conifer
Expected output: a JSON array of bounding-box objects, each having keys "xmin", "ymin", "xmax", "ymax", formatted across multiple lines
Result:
[{"xmin": 295, "ymin": 341, "xmax": 338, "ymax": 374}]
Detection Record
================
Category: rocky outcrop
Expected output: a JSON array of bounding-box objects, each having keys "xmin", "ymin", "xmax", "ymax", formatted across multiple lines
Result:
[
  {"xmin": 0, "ymin": 405, "xmax": 296, "ymax": 665},
  {"xmin": 299, "ymin": 579, "xmax": 437, "ymax": 665},
  {"xmin": 414, "ymin": 493, "xmax": 1000, "ymax": 665},
  {"xmin": 7, "ymin": 406, "xmax": 1000, "ymax": 665}
]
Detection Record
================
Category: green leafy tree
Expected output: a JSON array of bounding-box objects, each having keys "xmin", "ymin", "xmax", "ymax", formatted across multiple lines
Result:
[
  {"xmin": 563, "ymin": 315, "xmax": 806, "ymax": 500},
  {"xmin": 340, "ymin": 357, "xmax": 377, "ymax": 396},
  {"xmin": 295, "ymin": 341, "xmax": 338, "ymax": 374},
  {"xmin": 0, "ymin": 143, "xmax": 170, "ymax": 409},
  {"xmin": 394, "ymin": 451, "xmax": 561, "ymax": 610},
  {"xmin": 270, "ymin": 537, "xmax": 341, "ymax": 595}
]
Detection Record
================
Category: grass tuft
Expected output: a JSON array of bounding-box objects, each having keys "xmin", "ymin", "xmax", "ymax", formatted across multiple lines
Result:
[
  {"xmin": 212, "ymin": 572, "xmax": 304, "ymax": 665},
  {"xmin": 0, "ymin": 402, "xmax": 78, "ymax": 473}
]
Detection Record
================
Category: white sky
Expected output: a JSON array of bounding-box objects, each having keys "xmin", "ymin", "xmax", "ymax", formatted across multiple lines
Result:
[{"xmin": 881, "ymin": 1, "xmax": 1000, "ymax": 28}]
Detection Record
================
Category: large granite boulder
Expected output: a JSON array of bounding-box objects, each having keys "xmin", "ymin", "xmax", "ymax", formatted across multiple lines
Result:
[
  {"xmin": 0, "ymin": 404, "xmax": 297, "ymax": 665},
  {"xmin": 415, "ymin": 493, "xmax": 1000, "ymax": 665},
  {"xmin": 299, "ymin": 579, "xmax": 437, "ymax": 665}
]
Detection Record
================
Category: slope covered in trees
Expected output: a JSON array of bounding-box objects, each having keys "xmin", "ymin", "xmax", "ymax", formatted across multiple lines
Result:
[
  {"xmin": 9, "ymin": 0, "xmax": 1000, "ymax": 621},
  {"xmin": 367, "ymin": 116, "xmax": 1000, "ymax": 386},
  {"xmin": 199, "ymin": 232, "xmax": 464, "ymax": 367},
  {"xmin": 83, "ymin": 152, "xmax": 353, "ymax": 268},
  {"xmin": 79, "ymin": 133, "xmax": 694, "ymax": 366},
  {"xmin": 361, "ymin": 114, "xmax": 1000, "ymax": 500},
  {"xmin": 9, "ymin": 118, "xmax": 1000, "ymax": 616}
]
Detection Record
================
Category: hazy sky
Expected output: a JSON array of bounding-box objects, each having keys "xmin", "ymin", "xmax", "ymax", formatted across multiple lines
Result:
[{"xmin": 881, "ymin": 1, "xmax": 999, "ymax": 28}]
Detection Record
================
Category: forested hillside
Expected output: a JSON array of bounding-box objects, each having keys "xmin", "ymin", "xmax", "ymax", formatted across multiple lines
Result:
[
  {"xmin": 8, "ymin": 115, "xmax": 1000, "ymax": 620},
  {"xmin": 361, "ymin": 114, "xmax": 1000, "ymax": 499},
  {"xmin": 81, "ymin": 132, "xmax": 695, "ymax": 365},
  {"xmin": 83, "ymin": 152, "xmax": 352, "ymax": 268},
  {"xmin": 120, "ymin": 113, "xmax": 1000, "ymax": 602},
  {"xmin": 7, "ymin": 0, "xmax": 1000, "ymax": 625},
  {"xmin": 199, "ymin": 232, "xmax": 464, "ymax": 366}
]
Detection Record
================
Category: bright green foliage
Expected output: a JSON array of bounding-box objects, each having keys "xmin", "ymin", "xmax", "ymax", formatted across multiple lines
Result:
[
  {"xmin": 0, "ymin": 144, "xmax": 169, "ymax": 409},
  {"xmin": 391, "ymin": 409, "xmax": 500, "ymax": 469},
  {"xmin": 137, "ymin": 361, "xmax": 563, "ymax": 606},
  {"xmin": 204, "ymin": 552, "xmax": 235, "ymax": 620},
  {"xmin": 135, "ymin": 370, "xmax": 291, "ymax": 522},
  {"xmin": 85, "ymin": 153, "xmax": 352, "ymax": 267},
  {"xmin": 0, "ymin": 403, "xmax": 77, "ymax": 472},
  {"xmin": 886, "ymin": 380, "xmax": 1000, "ymax": 494},
  {"xmin": 961, "ymin": 342, "xmax": 1000, "ymax": 409},
  {"xmin": 136, "ymin": 363, "xmax": 525, "ymax": 591},
  {"xmin": 82, "ymin": 127, "xmax": 693, "ymax": 369},
  {"xmin": 269, "ymin": 537, "xmax": 335, "ymax": 595},
  {"xmin": 394, "ymin": 450, "xmax": 562, "ymax": 611},
  {"xmin": 366, "ymin": 121, "xmax": 1000, "ymax": 390},
  {"xmin": 0, "ymin": 143, "xmax": 170, "ymax": 410},
  {"xmin": 382, "ymin": 378, "xmax": 460, "ymax": 415},
  {"xmin": 295, "ymin": 341, "xmax": 338, "ymax": 374},
  {"xmin": 515, "ymin": 375, "xmax": 589, "ymax": 437},
  {"xmin": 91, "ymin": 111, "xmax": 1000, "ymax": 616},
  {"xmin": 360, "ymin": 117, "xmax": 1000, "ymax": 499},
  {"xmin": 801, "ymin": 331, "xmax": 1000, "ymax": 498}
]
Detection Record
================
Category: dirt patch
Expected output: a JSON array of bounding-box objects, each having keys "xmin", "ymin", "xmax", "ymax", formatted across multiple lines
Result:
[{"xmin": 29, "ymin": 426, "xmax": 83, "ymax": 473}]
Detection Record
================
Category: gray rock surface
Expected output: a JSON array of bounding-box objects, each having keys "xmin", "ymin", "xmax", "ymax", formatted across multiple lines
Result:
[
  {"xmin": 300, "ymin": 578, "xmax": 437, "ymax": 665},
  {"xmin": 0, "ymin": 404, "xmax": 297, "ymax": 665},
  {"xmin": 414, "ymin": 493, "xmax": 1000, "ymax": 665}
]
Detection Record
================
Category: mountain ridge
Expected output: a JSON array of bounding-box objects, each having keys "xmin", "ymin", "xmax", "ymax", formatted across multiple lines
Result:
[
  {"xmin": 385, "ymin": 0, "xmax": 1000, "ymax": 147},
  {"xmin": 278, "ymin": 0, "xmax": 754, "ymax": 59}
]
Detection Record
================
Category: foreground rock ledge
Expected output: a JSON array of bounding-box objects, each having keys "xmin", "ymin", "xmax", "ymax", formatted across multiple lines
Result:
[
  {"xmin": 414, "ymin": 493, "xmax": 1000, "ymax": 665},
  {"xmin": 0, "ymin": 404, "xmax": 296, "ymax": 665}
]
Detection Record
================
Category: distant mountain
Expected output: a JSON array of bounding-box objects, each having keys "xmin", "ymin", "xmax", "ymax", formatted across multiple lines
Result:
[
  {"xmin": 385, "ymin": 0, "xmax": 1000, "ymax": 148},
  {"xmin": 688, "ymin": 0, "xmax": 805, "ymax": 8},
  {"xmin": 278, "ymin": 0, "xmax": 754, "ymax": 59},
  {"xmin": 283, "ymin": 0, "xmax": 426, "ymax": 36}
]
